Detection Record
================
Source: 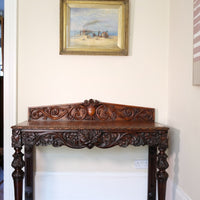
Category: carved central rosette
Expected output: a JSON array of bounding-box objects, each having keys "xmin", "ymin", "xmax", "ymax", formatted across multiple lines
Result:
[{"xmin": 79, "ymin": 130, "xmax": 102, "ymax": 149}]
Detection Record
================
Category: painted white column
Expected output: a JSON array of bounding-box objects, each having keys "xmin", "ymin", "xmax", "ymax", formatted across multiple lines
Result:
[{"xmin": 4, "ymin": 0, "xmax": 18, "ymax": 199}]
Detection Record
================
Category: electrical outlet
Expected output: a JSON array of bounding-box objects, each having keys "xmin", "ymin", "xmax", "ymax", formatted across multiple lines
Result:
[{"xmin": 134, "ymin": 160, "xmax": 148, "ymax": 169}]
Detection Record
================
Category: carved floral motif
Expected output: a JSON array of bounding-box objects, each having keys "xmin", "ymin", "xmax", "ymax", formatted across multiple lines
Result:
[{"xmin": 19, "ymin": 130, "xmax": 165, "ymax": 149}]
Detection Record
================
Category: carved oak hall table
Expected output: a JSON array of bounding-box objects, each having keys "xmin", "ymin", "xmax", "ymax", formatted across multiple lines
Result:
[{"xmin": 11, "ymin": 99, "xmax": 169, "ymax": 200}]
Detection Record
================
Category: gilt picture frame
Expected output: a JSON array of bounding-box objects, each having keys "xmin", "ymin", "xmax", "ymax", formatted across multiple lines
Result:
[{"xmin": 60, "ymin": 0, "xmax": 129, "ymax": 56}]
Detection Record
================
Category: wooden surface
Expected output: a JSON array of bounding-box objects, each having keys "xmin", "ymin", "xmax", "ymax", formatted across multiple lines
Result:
[
  {"xmin": 28, "ymin": 99, "xmax": 155, "ymax": 122},
  {"xmin": 11, "ymin": 100, "xmax": 169, "ymax": 200},
  {"xmin": 13, "ymin": 120, "xmax": 168, "ymax": 131}
]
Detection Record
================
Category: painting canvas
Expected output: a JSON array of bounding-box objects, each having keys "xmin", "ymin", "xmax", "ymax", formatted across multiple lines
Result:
[
  {"xmin": 70, "ymin": 8, "xmax": 119, "ymax": 48},
  {"xmin": 60, "ymin": 0, "xmax": 129, "ymax": 55}
]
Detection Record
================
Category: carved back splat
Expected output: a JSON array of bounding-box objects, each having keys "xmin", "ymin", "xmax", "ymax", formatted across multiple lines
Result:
[{"xmin": 28, "ymin": 99, "xmax": 155, "ymax": 122}]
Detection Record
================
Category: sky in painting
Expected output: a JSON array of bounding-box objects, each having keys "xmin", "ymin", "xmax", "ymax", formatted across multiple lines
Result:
[{"xmin": 70, "ymin": 8, "xmax": 119, "ymax": 33}]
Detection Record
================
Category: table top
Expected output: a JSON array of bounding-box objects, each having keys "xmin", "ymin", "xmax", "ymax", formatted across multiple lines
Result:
[{"xmin": 12, "ymin": 120, "xmax": 169, "ymax": 131}]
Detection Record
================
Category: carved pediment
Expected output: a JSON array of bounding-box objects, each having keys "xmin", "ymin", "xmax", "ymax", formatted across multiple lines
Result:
[{"xmin": 28, "ymin": 99, "xmax": 155, "ymax": 122}]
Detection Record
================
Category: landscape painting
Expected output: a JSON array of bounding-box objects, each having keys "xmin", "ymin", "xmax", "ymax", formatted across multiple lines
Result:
[
  {"xmin": 60, "ymin": 0, "xmax": 129, "ymax": 55},
  {"xmin": 69, "ymin": 7, "xmax": 119, "ymax": 48}
]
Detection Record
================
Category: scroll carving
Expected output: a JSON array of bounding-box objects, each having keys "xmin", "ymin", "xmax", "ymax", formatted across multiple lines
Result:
[
  {"xmin": 21, "ymin": 130, "xmax": 162, "ymax": 149},
  {"xmin": 28, "ymin": 99, "xmax": 155, "ymax": 122}
]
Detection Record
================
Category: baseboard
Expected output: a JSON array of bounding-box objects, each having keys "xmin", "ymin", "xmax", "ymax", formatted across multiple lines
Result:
[
  {"xmin": 35, "ymin": 172, "xmax": 148, "ymax": 200},
  {"xmin": 174, "ymin": 185, "xmax": 192, "ymax": 200},
  {"xmin": 166, "ymin": 179, "xmax": 192, "ymax": 200}
]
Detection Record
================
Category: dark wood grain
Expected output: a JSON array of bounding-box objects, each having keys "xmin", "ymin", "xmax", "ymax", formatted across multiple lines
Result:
[
  {"xmin": 25, "ymin": 145, "xmax": 33, "ymax": 200},
  {"xmin": 11, "ymin": 100, "xmax": 169, "ymax": 200},
  {"xmin": 148, "ymin": 146, "xmax": 157, "ymax": 200},
  {"xmin": 12, "ymin": 120, "xmax": 168, "ymax": 131}
]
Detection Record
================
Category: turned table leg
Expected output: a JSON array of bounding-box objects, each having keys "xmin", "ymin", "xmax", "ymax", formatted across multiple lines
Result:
[
  {"xmin": 157, "ymin": 143, "xmax": 169, "ymax": 200},
  {"xmin": 147, "ymin": 146, "xmax": 157, "ymax": 200},
  {"xmin": 12, "ymin": 147, "xmax": 25, "ymax": 200},
  {"xmin": 25, "ymin": 145, "xmax": 34, "ymax": 200}
]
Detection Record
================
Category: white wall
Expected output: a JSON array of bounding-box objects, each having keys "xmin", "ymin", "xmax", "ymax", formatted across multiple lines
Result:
[
  {"xmin": 168, "ymin": 0, "xmax": 200, "ymax": 200},
  {"xmin": 18, "ymin": 0, "xmax": 169, "ymax": 122},
  {"xmin": 17, "ymin": 0, "xmax": 169, "ymax": 199},
  {"xmin": 13, "ymin": 0, "xmax": 200, "ymax": 199},
  {"xmin": 34, "ymin": 172, "xmax": 148, "ymax": 200}
]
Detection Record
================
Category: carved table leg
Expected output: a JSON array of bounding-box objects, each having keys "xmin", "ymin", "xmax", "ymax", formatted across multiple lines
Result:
[
  {"xmin": 157, "ymin": 142, "xmax": 169, "ymax": 200},
  {"xmin": 12, "ymin": 147, "xmax": 25, "ymax": 200},
  {"xmin": 147, "ymin": 146, "xmax": 157, "ymax": 200},
  {"xmin": 25, "ymin": 145, "xmax": 34, "ymax": 200}
]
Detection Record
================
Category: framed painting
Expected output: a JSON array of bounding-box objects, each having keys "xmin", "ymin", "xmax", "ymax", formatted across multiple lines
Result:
[{"xmin": 60, "ymin": 0, "xmax": 129, "ymax": 56}]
